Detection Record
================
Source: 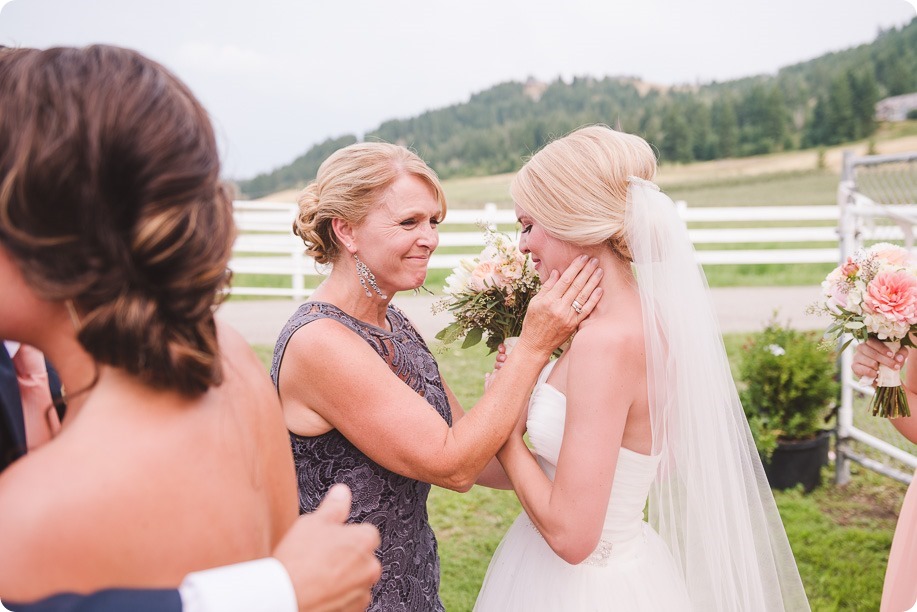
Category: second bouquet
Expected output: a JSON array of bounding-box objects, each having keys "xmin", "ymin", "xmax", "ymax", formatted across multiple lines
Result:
[{"xmin": 816, "ymin": 242, "xmax": 917, "ymax": 418}]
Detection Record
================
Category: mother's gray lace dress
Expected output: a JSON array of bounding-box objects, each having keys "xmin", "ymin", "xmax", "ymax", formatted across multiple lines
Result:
[{"xmin": 271, "ymin": 302, "xmax": 451, "ymax": 612}]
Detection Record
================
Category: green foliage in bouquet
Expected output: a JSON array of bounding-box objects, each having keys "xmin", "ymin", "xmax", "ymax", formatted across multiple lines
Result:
[{"xmin": 739, "ymin": 318, "xmax": 839, "ymax": 460}]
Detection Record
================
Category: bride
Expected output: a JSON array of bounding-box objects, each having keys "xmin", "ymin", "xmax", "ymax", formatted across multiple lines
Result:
[{"xmin": 474, "ymin": 125, "xmax": 810, "ymax": 611}]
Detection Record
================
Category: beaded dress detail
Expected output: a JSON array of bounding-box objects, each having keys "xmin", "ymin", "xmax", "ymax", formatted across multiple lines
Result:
[{"xmin": 271, "ymin": 302, "xmax": 450, "ymax": 612}]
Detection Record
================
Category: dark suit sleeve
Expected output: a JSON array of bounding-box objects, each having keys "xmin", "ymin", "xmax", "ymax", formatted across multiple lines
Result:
[
  {"xmin": 0, "ymin": 344, "xmax": 27, "ymax": 471},
  {"xmin": 3, "ymin": 589, "xmax": 183, "ymax": 612}
]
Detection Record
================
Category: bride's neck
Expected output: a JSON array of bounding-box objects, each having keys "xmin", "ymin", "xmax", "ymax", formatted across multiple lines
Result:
[{"xmin": 590, "ymin": 252, "xmax": 639, "ymax": 318}]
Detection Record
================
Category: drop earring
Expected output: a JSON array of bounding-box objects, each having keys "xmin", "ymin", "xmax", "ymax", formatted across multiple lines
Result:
[{"xmin": 353, "ymin": 253, "xmax": 388, "ymax": 300}]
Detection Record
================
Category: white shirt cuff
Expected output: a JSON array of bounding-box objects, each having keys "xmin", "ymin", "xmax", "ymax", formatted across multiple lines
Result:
[{"xmin": 179, "ymin": 557, "xmax": 297, "ymax": 612}]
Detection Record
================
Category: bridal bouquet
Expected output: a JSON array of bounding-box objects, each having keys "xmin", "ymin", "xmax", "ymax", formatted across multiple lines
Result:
[
  {"xmin": 816, "ymin": 242, "xmax": 917, "ymax": 417},
  {"xmin": 432, "ymin": 226, "xmax": 541, "ymax": 353}
]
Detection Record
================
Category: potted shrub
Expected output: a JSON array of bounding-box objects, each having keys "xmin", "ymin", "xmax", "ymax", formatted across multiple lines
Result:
[{"xmin": 739, "ymin": 317, "xmax": 838, "ymax": 492}]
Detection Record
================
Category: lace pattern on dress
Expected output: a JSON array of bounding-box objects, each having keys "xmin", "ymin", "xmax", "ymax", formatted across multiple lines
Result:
[{"xmin": 271, "ymin": 302, "xmax": 450, "ymax": 611}]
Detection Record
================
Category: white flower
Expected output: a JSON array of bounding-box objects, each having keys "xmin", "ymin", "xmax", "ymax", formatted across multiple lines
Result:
[
  {"xmin": 479, "ymin": 244, "xmax": 500, "ymax": 263},
  {"xmin": 766, "ymin": 344, "xmax": 786, "ymax": 357},
  {"xmin": 863, "ymin": 311, "xmax": 911, "ymax": 340},
  {"xmin": 443, "ymin": 266, "xmax": 472, "ymax": 296}
]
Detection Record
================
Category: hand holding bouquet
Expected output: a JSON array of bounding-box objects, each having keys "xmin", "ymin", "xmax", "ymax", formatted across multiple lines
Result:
[
  {"xmin": 433, "ymin": 226, "xmax": 541, "ymax": 353},
  {"xmin": 816, "ymin": 242, "xmax": 917, "ymax": 417}
]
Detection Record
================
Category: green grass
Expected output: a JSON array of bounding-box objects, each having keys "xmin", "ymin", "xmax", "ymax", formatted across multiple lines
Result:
[
  {"xmin": 664, "ymin": 170, "xmax": 841, "ymax": 207},
  {"xmin": 253, "ymin": 338, "xmax": 909, "ymax": 612}
]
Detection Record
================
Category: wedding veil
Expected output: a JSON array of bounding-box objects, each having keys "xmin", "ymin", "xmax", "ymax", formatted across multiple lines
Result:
[{"xmin": 625, "ymin": 177, "xmax": 810, "ymax": 611}]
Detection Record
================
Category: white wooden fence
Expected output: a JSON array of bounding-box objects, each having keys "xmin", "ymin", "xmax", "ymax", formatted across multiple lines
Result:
[{"xmin": 230, "ymin": 200, "xmax": 856, "ymax": 299}]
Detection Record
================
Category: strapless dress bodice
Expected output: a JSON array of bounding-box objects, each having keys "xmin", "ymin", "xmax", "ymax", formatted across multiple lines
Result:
[{"xmin": 526, "ymin": 360, "xmax": 660, "ymax": 545}]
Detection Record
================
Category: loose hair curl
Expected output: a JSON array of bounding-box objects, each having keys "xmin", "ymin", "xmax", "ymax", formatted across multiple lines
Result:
[
  {"xmin": 293, "ymin": 142, "xmax": 446, "ymax": 265},
  {"xmin": 0, "ymin": 45, "xmax": 235, "ymax": 395}
]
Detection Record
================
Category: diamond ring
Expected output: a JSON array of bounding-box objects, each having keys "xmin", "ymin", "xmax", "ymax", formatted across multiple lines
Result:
[{"xmin": 572, "ymin": 299, "xmax": 583, "ymax": 314}]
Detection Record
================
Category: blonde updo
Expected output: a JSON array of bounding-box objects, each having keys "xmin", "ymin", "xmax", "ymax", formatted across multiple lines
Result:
[
  {"xmin": 293, "ymin": 142, "xmax": 446, "ymax": 265},
  {"xmin": 511, "ymin": 125, "xmax": 657, "ymax": 261}
]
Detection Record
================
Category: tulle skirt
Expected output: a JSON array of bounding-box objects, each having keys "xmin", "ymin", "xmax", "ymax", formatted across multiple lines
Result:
[{"xmin": 474, "ymin": 513, "xmax": 692, "ymax": 611}]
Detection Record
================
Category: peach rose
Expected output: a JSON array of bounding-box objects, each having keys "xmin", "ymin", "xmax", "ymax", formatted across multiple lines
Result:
[
  {"xmin": 468, "ymin": 261, "xmax": 506, "ymax": 292},
  {"xmin": 869, "ymin": 243, "xmax": 913, "ymax": 267}
]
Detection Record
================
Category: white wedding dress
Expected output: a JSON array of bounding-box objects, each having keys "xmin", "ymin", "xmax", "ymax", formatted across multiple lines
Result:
[{"xmin": 474, "ymin": 361, "xmax": 692, "ymax": 611}]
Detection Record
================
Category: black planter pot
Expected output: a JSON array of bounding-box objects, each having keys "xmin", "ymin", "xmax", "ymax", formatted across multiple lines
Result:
[{"xmin": 763, "ymin": 430, "xmax": 831, "ymax": 493}]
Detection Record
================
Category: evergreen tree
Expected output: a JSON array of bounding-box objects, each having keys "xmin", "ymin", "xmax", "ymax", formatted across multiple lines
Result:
[
  {"xmin": 826, "ymin": 73, "xmax": 856, "ymax": 143},
  {"xmin": 849, "ymin": 69, "xmax": 879, "ymax": 139},
  {"xmin": 711, "ymin": 97, "xmax": 739, "ymax": 158},
  {"xmin": 660, "ymin": 103, "xmax": 693, "ymax": 163}
]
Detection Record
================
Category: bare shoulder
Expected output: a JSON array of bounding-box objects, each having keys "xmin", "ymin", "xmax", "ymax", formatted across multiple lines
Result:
[
  {"xmin": 568, "ymin": 318, "xmax": 645, "ymax": 364},
  {"xmin": 215, "ymin": 318, "xmax": 266, "ymax": 373},
  {"xmin": 0, "ymin": 445, "xmax": 107, "ymax": 599}
]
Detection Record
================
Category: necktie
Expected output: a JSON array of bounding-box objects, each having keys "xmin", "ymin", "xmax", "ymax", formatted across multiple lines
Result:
[{"xmin": 11, "ymin": 344, "xmax": 61, "ymax": 449}]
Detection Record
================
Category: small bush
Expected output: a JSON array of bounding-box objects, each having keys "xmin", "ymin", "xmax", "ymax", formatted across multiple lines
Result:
[{"xmin": 739, "ymin": 318, "xmax": 838, "ymax": 460}]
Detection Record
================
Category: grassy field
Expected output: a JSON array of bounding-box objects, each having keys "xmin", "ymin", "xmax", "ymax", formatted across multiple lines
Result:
[{"xmin": 254, "ymin": 337, "xmax": 909, "ymax": 612}]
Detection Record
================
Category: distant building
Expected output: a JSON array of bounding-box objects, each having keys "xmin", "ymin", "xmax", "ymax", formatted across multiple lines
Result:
[
  {"xmin": 876, "ymin": 92, "xmax": 917, "ymax": 121},
  {"xmin": 523, "ymin": 77, "xmax": 547, "ymax": 102}
]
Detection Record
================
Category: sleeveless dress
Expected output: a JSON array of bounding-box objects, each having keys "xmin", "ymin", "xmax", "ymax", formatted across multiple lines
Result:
[
  {"xmin": 475, "ymin": 361, "xmax": 692, "ymax": 611},
  {"xmin": 882, "ymin": 468, "xmax": 917, "ymax": 612},
  {"xmin": 271, "ymin": 302, "xmax": 451, "ymax": 612}
]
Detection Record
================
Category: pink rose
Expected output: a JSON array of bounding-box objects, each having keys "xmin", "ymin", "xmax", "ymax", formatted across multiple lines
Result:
[
  {"xmin": 840, "ymin": 257, "xmax": 859, "ymax": 278},
  {"xmin": 864, "ymin": 270, "xmax": 917, "ymax": 325}
]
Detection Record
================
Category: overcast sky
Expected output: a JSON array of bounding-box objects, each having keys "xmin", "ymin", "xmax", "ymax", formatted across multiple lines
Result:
[{"xmin": 1, "ymin": 0, "xmax": 914, "ymax": 180}]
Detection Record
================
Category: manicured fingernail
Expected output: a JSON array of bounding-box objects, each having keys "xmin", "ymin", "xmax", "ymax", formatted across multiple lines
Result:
[
  {"xmin": 590, "ymin": 258, "xmax": 598, "ymax": 265},
  {"xmin": 579, "ymin": 255, "xmax": 588, "ymax": 262},
  {"xmin": 896, "ymin": 355, "xmax": 905, "ymax": 362},
  {"xmin": 595, "ymin": 268, "xmax": 604, "ymax": 278}
]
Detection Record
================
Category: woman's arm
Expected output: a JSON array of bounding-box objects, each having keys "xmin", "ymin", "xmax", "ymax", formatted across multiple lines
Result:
[
  {"xmin": 279, "ymin": 258, "xmax": 603, "ymax": 492},
  {"xmin": 441, "ymin": 378, "xmax": 515, "ymax": 490},
  {"xmin": 496, "ymin": 330, "xmax": 642, "ymax": 564}
]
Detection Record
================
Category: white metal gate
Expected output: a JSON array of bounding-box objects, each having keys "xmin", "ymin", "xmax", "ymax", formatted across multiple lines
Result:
[{"xmin": 836, "ymin": 150, "xmax": 917, "ymax": 485}]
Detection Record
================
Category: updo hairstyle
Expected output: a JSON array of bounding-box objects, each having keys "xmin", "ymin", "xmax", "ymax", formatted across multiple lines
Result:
[
  {"xmin": 511, "ymin": 125, "xmax": 657, "ymax": 262},
  {"xmin": 293, "ymin": 142, "xmax": 446, "ymax": 265},
  {"xmin": 0, "ymin": 45, "xmax": 235, "ymax": 395}
]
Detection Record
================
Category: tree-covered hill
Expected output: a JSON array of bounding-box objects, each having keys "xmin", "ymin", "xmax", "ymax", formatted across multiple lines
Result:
[{"xmin": 238, "ymin": 18, "xmax": 916, "ymax": 198}]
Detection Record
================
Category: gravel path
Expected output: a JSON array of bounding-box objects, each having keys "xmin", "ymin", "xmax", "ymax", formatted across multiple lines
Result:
[{"xmin": 217, "ymin": 285, "xmax": 831, "ymax": 347}]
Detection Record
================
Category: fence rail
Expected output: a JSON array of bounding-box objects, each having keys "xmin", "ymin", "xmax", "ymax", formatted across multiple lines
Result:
[{"xmin": 228, "ymin": 200, "xmax": 881, "ymax": 299}]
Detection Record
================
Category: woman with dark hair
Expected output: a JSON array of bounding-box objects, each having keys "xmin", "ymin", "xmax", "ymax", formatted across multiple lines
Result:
[{"xmin": 0, "ymin": 45, "xmax": 301, "ymax": 601}]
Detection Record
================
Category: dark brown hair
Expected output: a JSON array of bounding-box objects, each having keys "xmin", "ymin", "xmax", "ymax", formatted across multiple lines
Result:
[{"xmin": 0, "ymin": 45, "xmax": 235, "ymax": 395}]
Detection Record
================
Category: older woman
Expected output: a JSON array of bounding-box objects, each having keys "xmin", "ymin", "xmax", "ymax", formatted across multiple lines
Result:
[
  {"xmin": 0, "ymin": 45, "xmax": 302, "ymax": 602},
  {"xmin": 271, "ymin": 141, "xmax": 602, "ymax": 610}
]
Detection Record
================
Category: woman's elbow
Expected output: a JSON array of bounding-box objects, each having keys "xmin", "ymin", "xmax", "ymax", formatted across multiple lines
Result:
[
  {"xmin": 436, "ymin": 468, "xmax": 476, "ymax": 492},
  {"xmin": 546, "ymin": 531, "xmax": 601, "ymax": 566}
]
